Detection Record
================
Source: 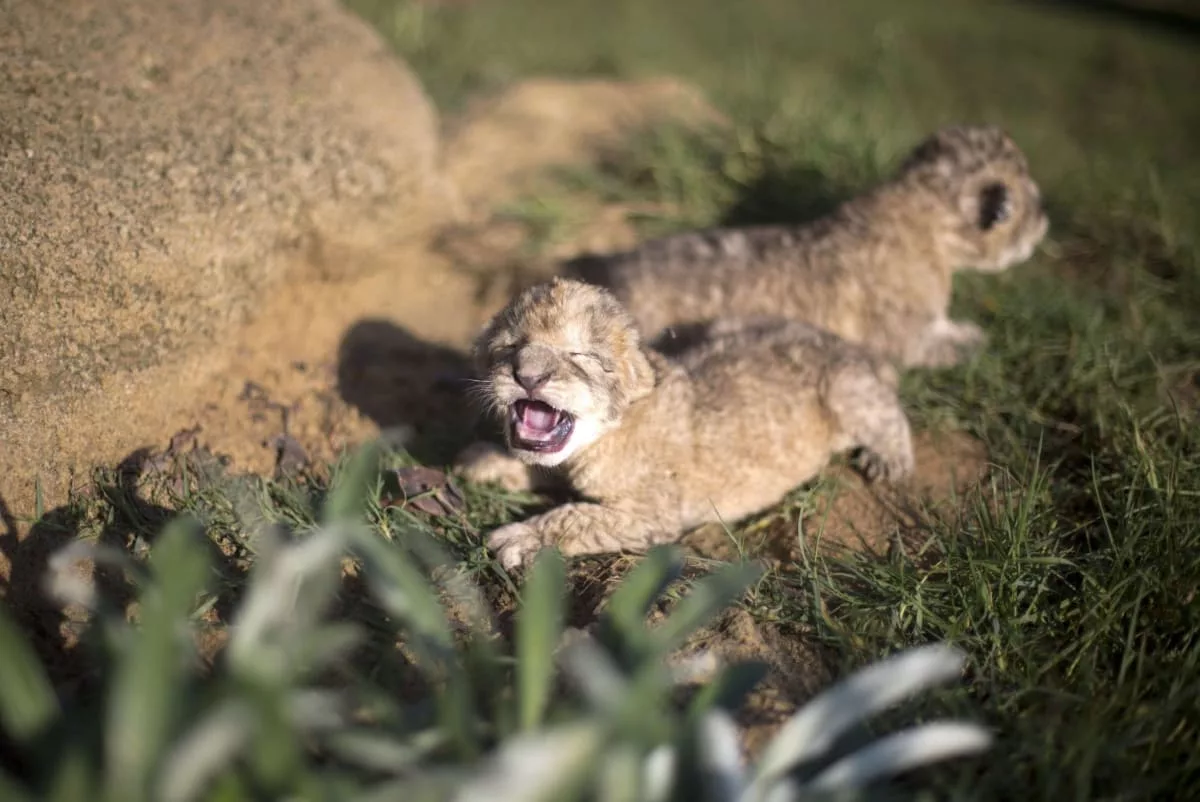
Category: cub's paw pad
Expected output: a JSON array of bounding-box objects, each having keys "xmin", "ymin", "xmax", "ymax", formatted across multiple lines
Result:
[{"xmin": 487, "ymin": 522, "xmax": 548, "ymax": 571}]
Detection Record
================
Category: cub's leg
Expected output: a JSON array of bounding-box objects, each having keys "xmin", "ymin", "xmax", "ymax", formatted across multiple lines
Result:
[
  {"xmin": 487, "ymin": 503, "xmax": 676, "ymax": 571},
  {"xmin": 825, "ymin": 362, "xmax": 916, "ymax": 482},
  {"xmin": 455, "ymin": 441, "xmax": 541, "ymax": 493},
  {"xmin": 908, "ymin": 318, "xmax": 988, "ymax": 368}
]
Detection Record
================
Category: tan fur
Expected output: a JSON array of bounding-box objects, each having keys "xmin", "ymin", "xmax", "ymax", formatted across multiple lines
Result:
[
  {"xmin": 457, "ymin": 279, "xmax": 915, "ymax": 569},
  {"xmin": 567, "ymin": 125, "xmax": 1050, "ymax": 368}
]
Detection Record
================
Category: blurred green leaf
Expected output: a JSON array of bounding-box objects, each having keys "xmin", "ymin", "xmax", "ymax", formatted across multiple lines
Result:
[
  {"xmin": 687, "ymin": 660, "xmax": 770, "ymax": 719},
  {"xmin": 0, "ymin": 771, "xmax": 33, "ymax": 802},
  {"xmin": 642, "ymin": 745, "xmax": 676, "ymax": 802},
  {"xmin": 228, "ymin": 526, "xmax": 347, "ymax": 684},
  {"xmin": 651, "ymin": 561, "xmax": 762, "ymax": 655},
  {"xmin": 47, "ymin": 746, "xmax": 94, "ymax": 802},
  {"xmin": 560, "ymin": 635, "xmax": 630, "ymax": 712},
  {"xmin": 454, "ymin": 721, "xmax": 603, "ymax": 802},
  {"xmin": 596, "ymin": 744, "xmax": 642, "ymax": 802},
  {"xmin": 748, "ymin": 644, "xmax": 967, "ymax": 795},
  {"xmin": 597, "ymin": 547, "xmax": 683, "ymax": 667},
  {"xmin": 106, "ymin": 519, "xmax": 211, "ymax": 802},
  {"xmin": 349, "ymin": 528, "xmax": 454, "ymax": 653},
  {"xmin": 158, "ymin": 700, "xmax": 254, "ymax": 802},
  {"xmin": 323, "ymin": 728, "xmax": 446, "ymax": 776},
  {"xmin": 517, "ymin": 549, "xmax": 566, "ymax": 731},
  {"xmin": 247, "ymin": 683, "xmax": 302, "ymax": 793},
  {"xmin": 696, "ymin": 711, "xmax": 745, "ymax": 802},
  {"xmin": 348, "ymin": 528, "xmax": 479, "ymax": 757},
  {"xmin": 290, "ymin": 623, "xmax": 366, "ymax": 677},
  {"xmin": 323, "ymin": 443, "xmax": 383, "ymax": 524},
  {"xmin": 808, "ymin": 722, "xmax": 992, "ymax": 791},
  {"xmin": 0, "ymin": 605, "xmax": 58, "ymax": 740}
]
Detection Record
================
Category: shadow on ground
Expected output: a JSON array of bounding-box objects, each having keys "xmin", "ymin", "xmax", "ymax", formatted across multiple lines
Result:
[
  {"xmin": 717, "ymin": 162, "xmax": 851, "ymax": 229},
  {"xmin": 0, "ymin": 445, "xmax": 437, "ymax": 707},
  {"xmin": 336, "ymin": 319, "xmax": 492, "ymax": 466},
  {"xmin": 1010, "ymin": 0, "xmax": 1200, "ymax": 40},
  {"xmin": 0, "ymin": 449, "xmax": 248, "ymax": 690}
]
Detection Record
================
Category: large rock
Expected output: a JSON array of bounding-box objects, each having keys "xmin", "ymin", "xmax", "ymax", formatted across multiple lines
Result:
[{"xmin": 0, "ymin": 0, "xmax": 450, "ymax": 513}]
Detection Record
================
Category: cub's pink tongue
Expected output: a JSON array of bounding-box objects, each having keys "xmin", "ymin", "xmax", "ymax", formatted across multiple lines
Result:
[{"xmin": 521, "ymin": 402, "xmax": 558, "ymax": 433}]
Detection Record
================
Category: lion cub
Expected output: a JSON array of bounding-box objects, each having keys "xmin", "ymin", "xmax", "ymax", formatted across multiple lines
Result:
[
  {"xmin": 567, "ymin": 125, "xmax": 1049, "ymax": 368},
  {"xmin": 458, "ymin": 278, "xmax": 915, "ymax": 570}
]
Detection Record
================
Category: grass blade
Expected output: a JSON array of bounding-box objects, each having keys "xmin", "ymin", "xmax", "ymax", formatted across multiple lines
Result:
[
  {"xmin": 0, "ymin": 606, "xmax": 57, "ymax": 740},
  {"xmin": 517, "ymin": 549, "xmax": 566, "ymax": 731}
]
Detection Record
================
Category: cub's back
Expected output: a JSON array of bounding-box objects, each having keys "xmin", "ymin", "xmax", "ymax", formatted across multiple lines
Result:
[
  {"xmin": 672, "ymin": 320, "xmax": 852, "ymax": 525},
  {"xmin": 567, "ymin": 220, "xmax": 857, "ymax": 341}
]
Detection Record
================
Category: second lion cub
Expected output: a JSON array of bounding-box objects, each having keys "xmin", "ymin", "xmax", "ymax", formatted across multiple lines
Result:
[
  {"xmin": 568, "ymin": 125, "xmax": 1049, "ymax": 368},
  {"xmin": 459, "ymin": 278, "xmax": 915, "ymax": 570}
]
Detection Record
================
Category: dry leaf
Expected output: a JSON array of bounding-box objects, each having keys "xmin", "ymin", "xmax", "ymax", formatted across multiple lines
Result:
[{"xmin": 384, "ymin": 466, "xmax": 466, "ymax": 517}]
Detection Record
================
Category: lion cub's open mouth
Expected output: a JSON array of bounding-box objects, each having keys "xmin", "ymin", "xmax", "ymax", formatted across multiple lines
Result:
[{"xmin": 509, "ymin": 399, "xmax": 574, "ymax": 453}]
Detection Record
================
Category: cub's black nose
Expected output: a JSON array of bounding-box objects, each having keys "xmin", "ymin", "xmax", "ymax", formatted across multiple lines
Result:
[{"xmin": 515, "ymin": 368, "xmax": 550, "ymax": 392}]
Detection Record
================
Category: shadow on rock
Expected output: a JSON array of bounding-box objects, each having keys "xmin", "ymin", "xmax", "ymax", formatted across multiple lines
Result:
[{"xmin": 336, "ymin": 319, "xmax": 490, "ymax": 466}]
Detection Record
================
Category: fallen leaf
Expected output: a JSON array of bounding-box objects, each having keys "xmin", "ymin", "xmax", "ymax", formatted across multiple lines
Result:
[{"xmin": 384, "ymin": 466, "xmax": 466, "ymax": 517}]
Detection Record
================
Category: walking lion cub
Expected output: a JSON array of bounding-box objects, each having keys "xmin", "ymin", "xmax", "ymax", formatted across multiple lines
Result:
[{"xmin": 568, "ymin": 125, "xmax": 1049, "ymax": 368}]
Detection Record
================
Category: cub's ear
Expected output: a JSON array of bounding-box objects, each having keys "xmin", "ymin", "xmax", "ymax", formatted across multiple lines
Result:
[{"xmin": 974, "ymin": 182, "xmax": 1012, "ymax": 231}]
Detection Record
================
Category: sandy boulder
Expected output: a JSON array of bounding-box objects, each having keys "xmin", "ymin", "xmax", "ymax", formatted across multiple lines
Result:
[{"xmin": 0, "ymin": 0, "xmax": 450, "ymax": 514}]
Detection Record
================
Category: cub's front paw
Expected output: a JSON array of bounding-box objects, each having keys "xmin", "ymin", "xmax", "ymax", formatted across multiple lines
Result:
[
  {"xmin": 919, "ymin": 321, "xmax": 988, "ymax": 368},
  {"xmin": 455, "ymin": 441, "xmax": 534, "ymax": 493},
  {"xmin": 953, "ymin": 322, "xmax": 988, "ymax": 350},
  {"xmin": 856, "ymin": 446, "xmax": 916, "ymax": 484},
  {"xmin": 487, "ymin": 522, "xmax": 549, "ymax": 571}
]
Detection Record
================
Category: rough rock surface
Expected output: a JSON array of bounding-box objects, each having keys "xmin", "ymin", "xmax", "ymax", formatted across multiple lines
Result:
[{"xmin": 0, "ymin": 0, "xmax": 449, "ymax": 511}]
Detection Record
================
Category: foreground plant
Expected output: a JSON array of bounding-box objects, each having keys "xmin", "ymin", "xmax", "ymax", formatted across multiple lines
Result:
[{"xmin": 0, "ymin": 446, "xmax": 990, "ymax": 801}]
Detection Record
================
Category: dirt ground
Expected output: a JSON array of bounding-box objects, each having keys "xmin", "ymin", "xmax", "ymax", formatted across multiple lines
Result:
[{"xmin": 0, "ymin": 76, "xmax": 993, "ymax": 747}]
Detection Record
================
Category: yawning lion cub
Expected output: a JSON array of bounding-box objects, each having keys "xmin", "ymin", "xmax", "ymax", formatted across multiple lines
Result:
[{"xmin": 458, "ymin": 278, "xmax": 915, "ymax": 569}]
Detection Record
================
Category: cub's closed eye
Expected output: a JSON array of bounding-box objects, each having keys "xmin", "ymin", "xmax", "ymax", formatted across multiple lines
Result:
[{"xmin": 571, "ymin": 352, "xmax": 613, "ymax": 372}]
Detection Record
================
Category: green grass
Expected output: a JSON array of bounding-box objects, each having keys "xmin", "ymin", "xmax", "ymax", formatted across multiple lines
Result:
[
  {"xmin": 6, "ymin": 0, "xmax": 1198, "ymax": 799},
  {"xmin": 339, "ymin": 0, "xmax": 1200, "ymax": 798},
  {"xmin": 3, "ymin": 446, "xmax": 997, "ymax": 801}
]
